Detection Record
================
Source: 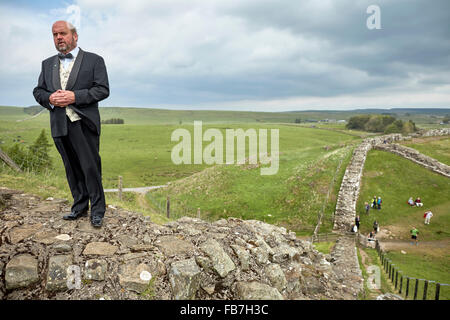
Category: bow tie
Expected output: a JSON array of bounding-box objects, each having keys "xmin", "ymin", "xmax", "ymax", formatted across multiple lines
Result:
[{"xmin": 58, "ymin": 52, "xmax": 74, "ymax": 60}]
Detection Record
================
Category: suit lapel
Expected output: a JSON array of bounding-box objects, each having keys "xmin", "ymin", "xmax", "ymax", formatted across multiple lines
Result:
[
  {"xmin": 51, "ymin": 55, "xmax": 61, "ymax": 91},
  {"xmin": 65, "ymin": 48, "xmax": 85, "ymax": 91}
]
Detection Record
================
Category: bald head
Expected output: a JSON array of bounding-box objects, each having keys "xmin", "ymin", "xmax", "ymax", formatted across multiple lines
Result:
[{"xmin": 52, "ymin": 20, "xmax": 78, "ymax": 54}]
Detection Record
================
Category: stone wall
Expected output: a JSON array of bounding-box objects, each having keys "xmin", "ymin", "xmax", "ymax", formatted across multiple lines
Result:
[
  {"xmin": 329, "ymin": 128, "xmax": 449, "ymax": 300},
  {"xmin": 333, "ymin": 129, "xmax": 450, "ymax": 232},
  {"xmin": 420, "ymin": 128, "xmax": 450, "ymax": 137},
  {"xmin": 374, "ymin": 143, "xmax": 450, "ymax": 178},
  {"xmin": 0, "ymin": 188, "xmax": 359, "ymax": 300}
]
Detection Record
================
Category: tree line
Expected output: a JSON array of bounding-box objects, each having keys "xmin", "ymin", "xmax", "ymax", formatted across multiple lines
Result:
[
  {"xmin": 346, "ymin": 115, "xmax": 417, "ymax": 134},
  {"xmin": 101, "ymin": 118, "xmax": 125, "ymax": 124}
]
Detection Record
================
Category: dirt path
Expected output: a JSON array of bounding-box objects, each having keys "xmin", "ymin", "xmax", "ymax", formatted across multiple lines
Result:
[
  {"xmin": 104, "ymin": 185, "xmax": 166, "ymax": 194},
  {"xmin": 377, "ymin": 239, "xmax": 450, "ymax": 257},
  {"xmin": 358, "ymin": 248, "xmax": 383, "ymax": 299}
]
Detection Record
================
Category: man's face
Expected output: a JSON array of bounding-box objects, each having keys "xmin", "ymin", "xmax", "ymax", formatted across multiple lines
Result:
[{"xmin": 52, "ymin": 21, "xmax": 78, "ymax": 53}]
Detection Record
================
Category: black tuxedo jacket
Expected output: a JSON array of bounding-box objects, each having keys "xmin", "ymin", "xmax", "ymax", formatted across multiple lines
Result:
[{"xmin": 33, "ymin": 48, "xmax": 109, "ymax": 138}]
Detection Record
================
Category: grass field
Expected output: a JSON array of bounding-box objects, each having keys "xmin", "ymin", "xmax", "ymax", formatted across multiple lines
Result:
[
  {"xmin": 357, "ymin": 145, "xmax": 450, "ymax": 299},
  {"xmin": 1, "ymin": 105, "xmax": 449, "ymax": 299},
  {"xmin": 357, "ymin": 150, "xmax": 450, "ymax": 240},
  {"xmin": 147, "ymin": 124, "xmax": 358, "ymax": 234},
  {"xmin": 383, "ymin": 250, "xmax": 450, "ymax": 300},
  {"xmin": 401, "ymin": 136, "xmax": 450, "ymax": 166},
  {"xmin": 0, "ymin": 106, "xmax": 360, "ymax": 234}
]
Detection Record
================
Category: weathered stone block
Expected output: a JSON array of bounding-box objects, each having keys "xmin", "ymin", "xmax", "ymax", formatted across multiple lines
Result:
[
  {"xmin": 84, "ymin": 259, "xmax": 108, "ymax": 281},
  {"xmin": 199, "ymin": 239, "xmax": 235, "ymax": 277},
  {"xmin": 265, "ymin": 264, "xmax": 287, "ymax": 292},
  {"xmin": 5, "ymin": 254, "xmax": 39, "ymax": 290},
  {"xmin": 169, "ymin": 258, "xmax": 201, "ymax": 300},
  {"xmin": 118, "ymin": 262, "xmax": 153, "ymax": 293},
  {"xmin": 83, "ymin": 242, "xmax": 118, "ymax": 256},
  {"xmin": 45, "ymin": 255, "xmax": 72, "ymax": 292},
  {"xmin": 156, "ymin": 235, "xmax": 194, "ymax": 256},
  {"xmin": 233, "ymin": 281, "xmax": 283, "ymax": 300}
]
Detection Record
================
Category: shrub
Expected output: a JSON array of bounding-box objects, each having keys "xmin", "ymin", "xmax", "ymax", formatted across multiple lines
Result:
[{"xmin": 6, "ymin": 129, "xmax": 52, "ymax": 172}]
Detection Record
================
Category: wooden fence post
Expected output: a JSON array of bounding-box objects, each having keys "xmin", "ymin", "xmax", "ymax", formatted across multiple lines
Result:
[
  {"xmin": 395, "ymin": 270, "xmax": 399, "ymax": 289},
  {"xmin": 166, "ymin": 196, "xmax": 170, "ymax": 218},
  {"xmin": 405, "ymin": 277, "xmax": 410, "ymax": 298},
  {"xmin": 413, "ymin": 278, "xmax": 419, "ymax": 300},
  {"xmin": 435, "ymin": 283, "xmax": 440, "ymax": 301},
  {"xmin": 118, "ymin": 176, "xmax": 123, "ymax": 201},
  {"xmin": 399, "ymin": 273, "xmax": 403, "ymax": 294},
  {"xmin": 423, "ymin": 280, "xmax": 429, "ymax": 300},
  {"xmin": 0, "ymin": 147, "xmax": 22, "ymax": 172}
]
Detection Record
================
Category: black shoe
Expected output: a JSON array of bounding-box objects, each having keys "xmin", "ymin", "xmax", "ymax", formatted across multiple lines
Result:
[
  {"xmin": 90, "ymin": 215, "xmax": 103, "ymax": 228},
  {"xmin": 63, "ymin": 209, "xmax": 88, "ymax": 220}
]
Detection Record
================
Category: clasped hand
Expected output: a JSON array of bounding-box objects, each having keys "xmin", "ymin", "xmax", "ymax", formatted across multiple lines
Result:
[{"xmin": 49, "ymin": 90, "xmax": 75, "ymax": 107}]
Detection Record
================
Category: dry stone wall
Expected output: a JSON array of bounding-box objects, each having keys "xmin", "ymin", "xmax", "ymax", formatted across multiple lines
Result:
[
  {"xmin": 0, "ymin": 188, "xmax": 359, "ymax": 300},
  {"xmin": 329, "ymin": 128, "xmax": 449, "ymax": 300},
  {"xmin": 374, "ymin": 143, "xmax": 450, "ymax": 178},
  {"xmin": 333, "ymin": 129, "xmax": 450, "ymax": 232}
]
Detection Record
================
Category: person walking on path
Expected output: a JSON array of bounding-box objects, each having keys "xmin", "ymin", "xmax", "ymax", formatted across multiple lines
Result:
[
  {"xmin": 364, "ymin": 202, "xmax": 370, "ymax": 215},
  {"xmin": 424, "ymin": 211, "xmax": 433, "ymax": 225},
  {"xmin": 355, "ymin": 215, "xmax": 360, "ymax": 231},
  {"xmin": 373, "ymin": 220, "xmax": 379, "ymax": 234},
  {"xmin": 372, "ymin": 196, "xmax": 377, "ymax": 208},
  {"xmin": 410, "ymin": 227, "xmax": 419, "ymax": 245}
]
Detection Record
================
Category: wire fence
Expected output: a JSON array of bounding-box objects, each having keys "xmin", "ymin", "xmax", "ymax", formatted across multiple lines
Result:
[
  {"xmin": 374, "ymin": 240, "xmax": 449, "ymax": 300},
  {"xmin": 311, "ymin": 231, "xmax": 356, "ymax": 243},
  {"xmin": 313, "ymin": 154, "xmax": 346, "ymax": 237},
  {"xmin": 146, "ymin": 191, "xmax": 209, "ymax": 221}
]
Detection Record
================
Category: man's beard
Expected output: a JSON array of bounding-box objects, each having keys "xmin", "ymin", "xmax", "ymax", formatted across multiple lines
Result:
[{"xmin": 56, "ymin": 39, "xmax": 75, "ymax": 53}]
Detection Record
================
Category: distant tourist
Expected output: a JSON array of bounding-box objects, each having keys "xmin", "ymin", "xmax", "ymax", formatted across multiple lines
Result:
[
  {"xmin": 368, "ymin": 231, "xmax": 376, "ymax": 241},
  {"xmin": 407, "ymin": 197, "xmax": 415, "ymax": 206},
  {"xmin": 410, "ymin": 227, "xmax": 419, "ymax": 245},
  {"xmin": 414, "ymin": 197, "xmax": 423, "ymax": 207},
  {"xmin": 372, "ymin": 196, "xmax": 377, "ymax": 208},
  {"xmin": 424, "ymin": 211, "xmax": 433, "ymax": 225},
  {"xmin": 355, "ymin": 215, "xmax": 360, "ymax": 230},
  {"xmin": 373, "ymin": 220, "xmax": 379, "ymax": 234},
  {"xmin": 377, "ymin": 196, "xmax": 382, "ymax": 210},
  {"xmin": 351, "ymin": 223, "xmax": 358, "ymax": 233},
  {"xmin": 365, "ymin": 202, "xmax": 370, "ymax": 214}
]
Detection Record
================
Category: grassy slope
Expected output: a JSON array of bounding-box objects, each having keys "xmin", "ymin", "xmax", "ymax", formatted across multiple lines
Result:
[
  {"xmin": 357, "ymin": 148, "xmax": 450, "ymax": 298},
  {"xmin": 0, "ymin": 108, "xmax": 359, "ymax": 230},
  {"xmin": 148, "ymin": 124, "xmax": 358, "ymax": 234},
  {"xmin": 358, "ymin": 150, "xmax": 450, "ymax": 240},
  {"xmin": 401, "ymin": 136, "xmax": 450, "ymax": 166},
  {"xmin": 384, "ymin": 250, "xmax": 450, "ymax": 300}
]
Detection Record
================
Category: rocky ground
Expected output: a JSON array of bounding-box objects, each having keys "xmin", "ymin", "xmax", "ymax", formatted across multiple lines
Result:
[{"xmin": 0, "ymin": 187, "xmax": 360, "ymax": 300}]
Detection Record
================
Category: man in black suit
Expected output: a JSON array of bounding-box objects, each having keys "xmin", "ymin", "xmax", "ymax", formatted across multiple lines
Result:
[{"xmin": 33, "ymin": 20, "xmax": 109, "ymax": 228}]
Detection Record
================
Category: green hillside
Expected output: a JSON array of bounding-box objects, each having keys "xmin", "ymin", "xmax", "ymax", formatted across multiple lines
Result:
[
  {"xmin": 357, "ymin": 148, "xmax": 450, "ymax": 299},
  {"xmin": 357, "ymin": 149, "xmax": 450, "ymax": 239},
  {"xmin": 401, "ymin": 136, "xmax": 450, "ymax": 166},
  {"xmin": 148, "ymin": 124, "xmax": 358, "ymax": 234}
]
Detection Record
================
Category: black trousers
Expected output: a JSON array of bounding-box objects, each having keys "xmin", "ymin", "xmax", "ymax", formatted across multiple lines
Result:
[{"xmin": 53, "ymin": 117, "xmax": 105, "ymax": 218}]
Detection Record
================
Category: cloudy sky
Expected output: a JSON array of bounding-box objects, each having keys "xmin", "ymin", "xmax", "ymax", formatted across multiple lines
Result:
[{"xmin": 0, "ymin": 0, "xmax": 449, "ymax": 111}]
